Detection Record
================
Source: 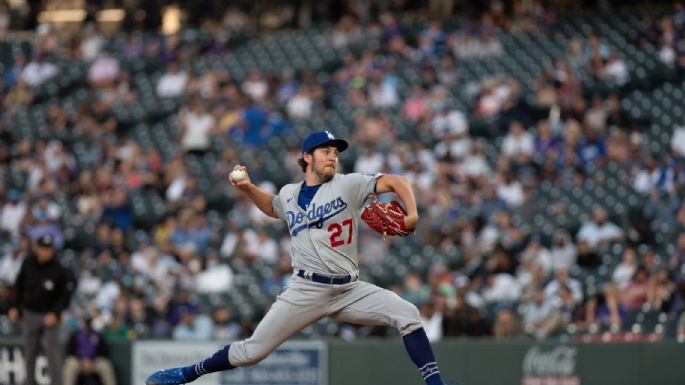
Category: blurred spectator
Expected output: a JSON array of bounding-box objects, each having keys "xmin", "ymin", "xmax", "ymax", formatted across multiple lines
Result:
[
  {"xmin": 419, "ymin": 301, "xmax": 443, "ymax": 342},
  {"xmin": 194, "ymin": 260, "xmax": 234, "ymax": 294},
  {"xmin": 3, "ymin": 54, "xmax": 26, "ymax": 89},
  {"xmin": 242, "ymin": 70, "xmax": 268, "ymax": 102},
  {"xmin": 21, "ymin": 54, "xmax": 58, "ymax": 87},
  {"xmin": 523, "ymin": 287, "xmax": 557, "ymax": 335},
  {"xmin": 156, "ymin": 62, "xmax": 188, "ymax": 98},
  {"xmin": 172, "ymin": 305, "xmax": 213, "ymax": 340},
  {"xmin": 179, "ymin": 98, "xmax": 216, "ymax": 154},
  {"xmin": 0, "ymin": 188, "xmax": 27, "ymax": 237},
  {"xmin": 576, "ymin": 207, "xmax": 624, "ymax": 249},
  {"xmin": 544, "ymin": 269, "xmax": 583, "ymax": 305},
  {"xmin": 647, "ymin": 268, "xmax": 676, "ymax": 312},
  {"xmin": 502, "ymin": 121, "xmax": 534, "ymax": 160},
  {"xmin": 601, "ymin": 52, "xmax": 629, "ymax": 86},
  {"xmin": 633, "ymin": 154, "xmax": 662, "ymax": 194},
  {"xmin": 549, "ymin": 230, "xmax": 577, "ymax": 271},
  {"xmin": 88, "ymin": 56, "xmax": 120, "ymax": 86},
  {"xmin": 612, "ymin": 247, "xmax": 638, "ymax": 289},
  {"xmin": 534, "ymin": 119, "xmax": 562, "ymax": 160},
  {"xmin": 212, "ymin": 307, "xmax": 241, "ymax": 340},
  {"xmin": 262, "ymin": 255, "xmax": 292, "ymax": 296},
  {"xmin": 496, "ymin": 172, "xmax": 524, "ymax": 208},
  {"xmin": 287, "ymin": 87, "xmax": 314, "ymax": 119},
  {"xmin": 101, "ymin": 189, "xmax": 133, "ymax": 231},
  {"xmin": 27, "ymin": 199, "xmax": 64, "ymax": 249},
  {"xmin": 576, "ymin": 127, "xmax": 606, "ymax": 166},
  {"xmin": 672, "ymin": 125, "xmax": 685, "ymax": 157},
  {"xmin": 620, "ymin": 267, "xmax": 650, "ymax": 311},
  {"xmin": 244, "ymin": 229, "xmax": 278, "ymax": 264},
  {"xmin": 669, "ymin": 233, "xmax": 685, "ymax": 274},
  {"xmin": 403, "ymin": 86, "xmax": 428, "ymax": 120},
  {"xmin": 0, "ymin": 236, "xmax": 29, "ymax": 285},
  {"xmin": 80, "ymin": 23, "xmax": 104, "ymax": 61},
  {"xmin": 483, "ymin": 273, "xmax": 522, "ymax": 303},
  {"xmin": 402, "ymin": 274, "xmax": 430, "ymax": 306},
  {"xmin": 520, "ymin": 236, "xmax": 553, "ymax": 274},
  {"xmin": 605, "ymin": 94, "xmax": 630, "ymax": 129},
  {"xmin": 585, "ymin": 284, "xmax": 624, "ymax": 330},
  {"xmin": 0, "ymin": 283, "xmax": 11, "ymax": 316},
  {"xmin": 63, "ymin": 318, "xmax": 117, "ymax": 385},
  {"xmin": 354, "ymin": 147, "xmax": 385, "ymax": 175},
  {"xmin": 493, "ymin": 307, "xmax": 524, "ymax": 338}
]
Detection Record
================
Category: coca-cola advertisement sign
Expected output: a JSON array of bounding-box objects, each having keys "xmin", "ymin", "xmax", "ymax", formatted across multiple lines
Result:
[{"xmin": 521, "ymin": 346, "xmax": 580, "ymax": 385}]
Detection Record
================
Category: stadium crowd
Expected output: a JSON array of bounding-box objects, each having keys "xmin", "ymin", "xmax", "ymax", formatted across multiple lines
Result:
[{"xmin": 1, "ymin": 0, "xmax": 685, "ymax": 353}]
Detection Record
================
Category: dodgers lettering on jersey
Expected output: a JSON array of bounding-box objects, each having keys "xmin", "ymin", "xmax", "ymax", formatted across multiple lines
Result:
[
  {"xmin": 273, "ymin": 173, "xmax": 381, "ymax": 276},
  {"xmin": 287, "ymin": 197, "xmax": 348, "ymax": 236}
]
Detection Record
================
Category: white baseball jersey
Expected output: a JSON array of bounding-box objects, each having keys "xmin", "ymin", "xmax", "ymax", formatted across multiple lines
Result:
[
  {"xmin": 271, "ymin": 172, "xmax": 382, "ymax": 275},
  {"xmin": 227, "ymin": 172, "xmax": 424, "ymax": 369}
]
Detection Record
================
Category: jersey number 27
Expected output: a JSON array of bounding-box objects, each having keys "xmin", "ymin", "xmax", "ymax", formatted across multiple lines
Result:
[{"xmin": 328, "ymin": 218, "xmax": 352, "ymax": 247}]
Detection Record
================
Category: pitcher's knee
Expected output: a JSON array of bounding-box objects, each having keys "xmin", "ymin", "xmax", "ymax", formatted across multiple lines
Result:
[
  {"xmin": 239, "ymin": 352, "xmax": 269, "ymax": 367},
  {"xmin": 229, "ymin": 341, "xmax": 272, "ymax": 367},
  {"xmin": 396, "ymin": 301, "xmax": 423, "ymax": 336}
]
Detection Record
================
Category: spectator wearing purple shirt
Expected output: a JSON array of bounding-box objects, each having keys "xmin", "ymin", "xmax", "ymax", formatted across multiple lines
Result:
[
  {"xmin": 534, "ymin": 120, "xmax": 562, "ymax": 160},
  {"xmin": 63, "ymin": 318, "xmax": 117, "ymax": 385}
]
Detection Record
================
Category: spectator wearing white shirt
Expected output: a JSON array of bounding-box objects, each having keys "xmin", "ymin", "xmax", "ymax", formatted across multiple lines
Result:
[
  {"xmin": 549, "ymin": 230, "xmax": 577, "ymax": 271},
  {"xmin": 521, "ymin": 236, "xmax": 553, "ymax": 274},
  {"xmin": 497, "ymin": 172, "xmax": 524, "ymax": 208},
  {"xmin": 434, "ymin": 132, "xmax": 472, "ymax": 160},
  {"xmin": 576, "ymin": 207, "xmax": 624, "ymax": 249},
  {"xmin": 633, "ymin": 154, "xmax": 662, "ymax": 194},
  {"xmin": 461, "ymin": 142, "xmax": 492, "ymax": 178},
  {"xmin": 431, "ymin": 107, "xmax": 468, "ymax": 139},
  {"xmin": 286, "ymin": 87, "xmax": 313, "ymax": 119},
  {"xmin": 242, "ymin": 70, "xmax": 268, "ymax": 102},
  {"xmin": 80, "ymin": 23, "xmax": 104, "ymax": 61},
  {"xmin": 483, "ymin": 273, "xmax": 522, "ymax": 303},
  {"xmin": 523, "ymin": 287, "xmax": 557, "ymax": 334},
  {"xmin": 20, "ymin": 55, "xmax": 58, "ymax": 87},
  {"xmin": 156, "ymin": 62, "xmax": 188, "ymax": 98},
  {"xmin": 612, "ymin": 247, "xmax": 638, "ymax": 289},
  {"xmin": 179, "ymin": 98, "xmax": 215, "ymax": 155},
  {"xmin": 672, "ymin": 125, "xmax": 685, "ymax": 157},
  {"xmin": 173, "ymin": 306, "xmax": 214, "ymax": 341},
  {"xmin": 244, "ymin": 229, "xmax": 279, "ymax": 264},
  {"xmin": 601, "ymin": 51, "xmax": 629, "ymax": 86},
  {"xmin": 368, "ymin": 75, "xmax": 399, "ymax": 108},
  {"xmin": 502, "ymin": 121, "xmax": 534, "ymax": 160},
  {"xmin": 0, "ymin": 236, "xmax": 28, "ymax": 285},
  {"xmin": 354, "ymin": 147, "xmax": 385, "ymax": 175},
  {"xmin": 544, "ymin": 269, "xmax": 583, "ymax": 305},
  {"xmin": 419, "ymin": 301, "xmax": 443, "ymax": 342},
  {"xmin": 0, "ymin": 189, "xmax": 27, "ymax": 237}
]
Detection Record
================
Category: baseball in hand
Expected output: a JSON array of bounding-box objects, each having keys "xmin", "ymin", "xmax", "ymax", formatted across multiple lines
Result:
[{"xmin": 231, "ymin": 169, "xmax": 246, "ymax": 182}]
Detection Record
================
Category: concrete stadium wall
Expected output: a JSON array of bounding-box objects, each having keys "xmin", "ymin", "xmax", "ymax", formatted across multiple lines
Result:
[
  {"xmin": 2, "ymin": 337, "xmax": 684, "ymax": 385},
  {"xmin": 329, "ymin": 339, "xmax": 685, "ymax": 385}
]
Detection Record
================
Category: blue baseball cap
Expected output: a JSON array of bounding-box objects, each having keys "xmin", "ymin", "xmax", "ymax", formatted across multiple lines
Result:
[{"xmin": 301, "ymin": 130, "xmax": 348, "ymax": 154}]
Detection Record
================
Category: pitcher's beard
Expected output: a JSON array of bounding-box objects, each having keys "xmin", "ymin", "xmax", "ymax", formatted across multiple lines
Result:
[{"xmin": 314, "ymin": 167, "xmax": 335, "ymax": 184}]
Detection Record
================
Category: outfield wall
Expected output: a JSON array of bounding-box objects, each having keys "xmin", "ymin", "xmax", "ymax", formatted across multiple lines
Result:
[{"xmin": 1, "ymin": 337, "xmax": 684, "ymax": 385}]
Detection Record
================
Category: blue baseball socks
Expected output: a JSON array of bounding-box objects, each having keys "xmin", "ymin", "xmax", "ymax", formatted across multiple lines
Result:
[
  {"xmin": 182, "ymin": 345, "xmax": 235, "ymax": 381},
  {"xmin": 403, "ymin": 328, "xmax": 445, "ymax": 385}
]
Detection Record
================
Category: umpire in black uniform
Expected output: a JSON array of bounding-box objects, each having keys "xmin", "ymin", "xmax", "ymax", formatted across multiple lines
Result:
[{"xmin": 8, "ymin": 234, "xmax": 75, "ymax": 385}]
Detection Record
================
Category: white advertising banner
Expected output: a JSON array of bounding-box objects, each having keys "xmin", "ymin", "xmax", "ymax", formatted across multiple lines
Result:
[{"xmin": 132, "ymin": 340, "xmax": 328, "ymax": 385}]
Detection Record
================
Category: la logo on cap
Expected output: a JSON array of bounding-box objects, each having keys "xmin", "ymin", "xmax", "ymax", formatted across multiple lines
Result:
[{"xmin": 325, "ymin": 131, "xmax": 335, "ymax": 140}]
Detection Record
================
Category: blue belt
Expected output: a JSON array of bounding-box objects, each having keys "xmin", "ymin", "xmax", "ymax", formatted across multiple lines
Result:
[{"xmin": 296, "ymin": 269, "xmax": 356, "ymax": 285}]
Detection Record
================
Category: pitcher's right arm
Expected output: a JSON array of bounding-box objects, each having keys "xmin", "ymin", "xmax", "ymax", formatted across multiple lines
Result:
[{"xmin": 229, "ymin": 165, "xmax": 278, "ymax": 219}]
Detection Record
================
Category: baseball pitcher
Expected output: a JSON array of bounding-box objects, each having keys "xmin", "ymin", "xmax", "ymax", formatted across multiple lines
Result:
[{"xmin": 147, "ymin": 130, "xmax": 449, "ymax": 385}]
